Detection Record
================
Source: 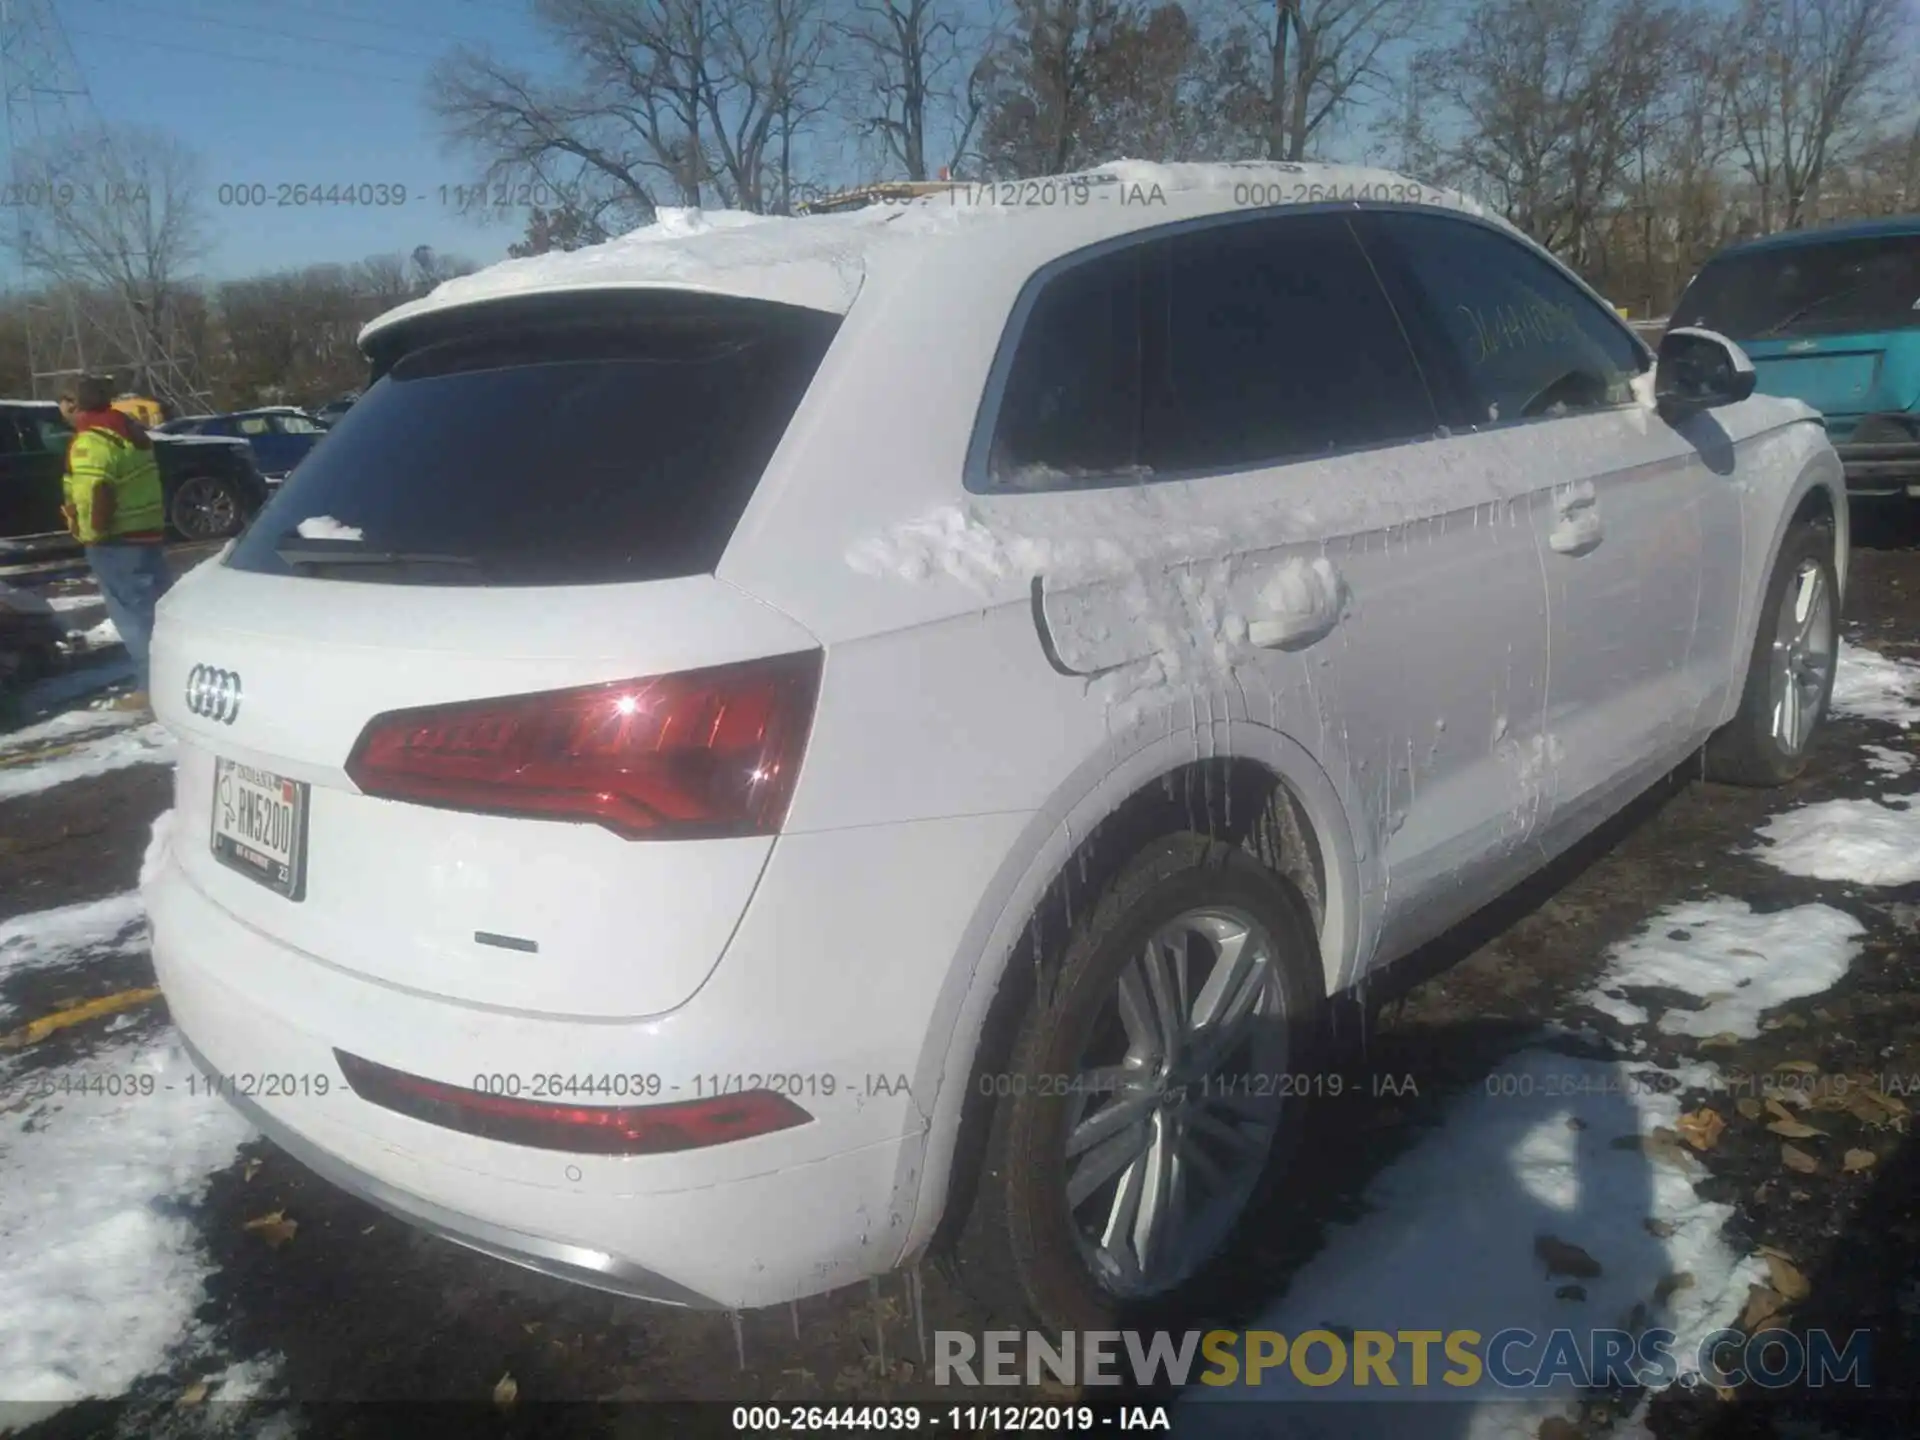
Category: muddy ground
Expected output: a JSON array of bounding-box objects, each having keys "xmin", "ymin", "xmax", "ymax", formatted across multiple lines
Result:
[{"xmin": 3, "ymin": 514, "xmax": 1919, "ymax": 1439}]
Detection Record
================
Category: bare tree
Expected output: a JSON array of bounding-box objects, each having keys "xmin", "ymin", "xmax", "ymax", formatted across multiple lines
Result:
[
  {"xmin": 837, "ymin": 0, "xmax": 992, "ymax": 180},
  {"xmin": 434, "ymin": 0, "xmax": 834, "ymax": 222},
  {"xmin": 7, "ymin": 125, "xmax": 211, "ymax": 405},
  {"xmin": 709, "ymin": 0, "xmax": 837, "ymax": 212},
  {"xmin": 1409, "ymin": 0, "xmax": 1684, "ymax": 272},
  {"xmin": 1244, "ymin": 0, "xmax": 1436, "ymax": 162},
  {"xmin": 1718, "ymin": 0, "xmax": 1910, "ymax": 230}
]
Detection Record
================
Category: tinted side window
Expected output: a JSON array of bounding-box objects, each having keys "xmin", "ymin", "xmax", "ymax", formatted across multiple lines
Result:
[
  {"xmin": 29, "ymin": 416, "xmax": 71, "ymax": 453},
  {"xmin": 1144, "ymin": 215, "xmax": 1436, "ymax": 472},
  {"xmin": 986, "ymin": 245, "xmax": 1144, "ymax": 486},
  {"xmin": 1380, "ymin": 213, "xmax": 1644, "ymax": 424},
  {"xmin": 981, "ymin": 215, "xmax": 1435, "ymax": 490}
]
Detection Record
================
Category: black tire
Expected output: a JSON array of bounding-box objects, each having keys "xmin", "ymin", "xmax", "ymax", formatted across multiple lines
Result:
[
  {"xmin": 951, "ymin": 832, "xmax": 1325, "ymax": 1333},
  {"xmin": 1703, "ymin": 520, "xmax": 1839, "ymax": 786},
  {"xmin": 168, "ymin": 473, "xmax": 244, "ymax": 542}
]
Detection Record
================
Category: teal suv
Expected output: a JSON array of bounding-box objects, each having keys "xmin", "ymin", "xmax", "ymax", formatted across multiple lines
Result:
[{"xmin": 1673, "ymin": 216, "xmax": 1920, "ymax": 498}]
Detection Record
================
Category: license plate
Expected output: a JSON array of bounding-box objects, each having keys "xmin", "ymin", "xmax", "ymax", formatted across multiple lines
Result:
[{"xmin": 211, "ymin": 758, "xmax": 308, "ymax": 900}]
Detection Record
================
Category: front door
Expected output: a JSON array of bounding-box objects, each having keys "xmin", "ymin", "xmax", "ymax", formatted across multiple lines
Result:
[{"xmin": 1365, "ymin": 209, "xmax": 1745, "ymax": 845}]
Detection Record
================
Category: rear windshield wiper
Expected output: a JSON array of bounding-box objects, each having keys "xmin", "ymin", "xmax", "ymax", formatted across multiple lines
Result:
[
  {"xmin": 1757, "ymin": 279, "xmax": 1874, "ymax": 337},
  {"xmin": 274, "ymin": 539, "xmax": 481, "ymax": 569}
]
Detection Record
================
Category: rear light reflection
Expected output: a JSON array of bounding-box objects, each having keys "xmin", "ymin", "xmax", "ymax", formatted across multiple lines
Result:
[
  {"xmin": 344, "ymin": 650, "xmax": 821, "ymax": 838},
  {"xmin": 334, "ymin": 1050, "xmax": 812, "ymax": 1156}
]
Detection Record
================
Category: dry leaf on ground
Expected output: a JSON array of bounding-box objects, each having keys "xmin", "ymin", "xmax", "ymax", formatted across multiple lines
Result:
[
  {"xmin": 1678, "ymin": 1108, "xmax": 1726, "ymax": 1151},
  {"xmin": 1844, "ymin": 1148, "xmax": 1878, "ymax": 1173},
  {"xmin": 241, "ymin": 1210, "xmax": 298, "ymax": 1248},
  {"xmin": 493, "ymin": 1373, "xmax": 518, "ymax": 1407},
  {"xmin": 1781, "ymin": 1143, "xmax": 1820, "ymax": 1174},
  {"xmin": 1535, "ymin": 1235, "xmax": 1603, "ymax": 1279},
  {"xmin": 1655, "ymin": 1272, "xmax": 1695, "ymax": 1303},
  {"xmin": 1739, "ymin": 1284, "xmax": 1788, "ymax": 1331},
  {"xmin": 1767, "ymin": 1117, "xmax": 1826, "ymax": 1139},
  {"xmin": 1765, "ymin": 1254, "xmax": 1811, "ymax": 1303}
]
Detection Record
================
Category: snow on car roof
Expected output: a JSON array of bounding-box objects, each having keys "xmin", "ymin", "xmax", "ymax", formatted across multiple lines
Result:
[{"xmin": 359, "ymin": 159, "xmax": 1491, "ymax": 347}]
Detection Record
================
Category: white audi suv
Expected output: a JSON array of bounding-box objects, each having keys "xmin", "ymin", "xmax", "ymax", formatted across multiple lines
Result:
[{"xmin": 145, "ymin": 160, "xmax": 1846, "ymax": 1331}]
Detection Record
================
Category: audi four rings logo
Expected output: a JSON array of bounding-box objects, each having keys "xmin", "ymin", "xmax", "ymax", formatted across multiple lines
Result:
[{"xmin": 186, "ymin": 665, "xmax": 242, "ymax": 724}]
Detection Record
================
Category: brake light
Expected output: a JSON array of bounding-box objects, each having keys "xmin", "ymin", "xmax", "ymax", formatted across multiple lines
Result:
[
  {"xmin": 345, "ymin": 650, "xmax": 822, "ymax": 838},
  {"xmin": 334, "ymin": 1051, "xmax": 811, "ymax": 1155}
]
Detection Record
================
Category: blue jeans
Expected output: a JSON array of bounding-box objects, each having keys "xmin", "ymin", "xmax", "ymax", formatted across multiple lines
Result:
[{"xmin": 86, "ymin": 542, "xmax": 173, "ymax": 692}]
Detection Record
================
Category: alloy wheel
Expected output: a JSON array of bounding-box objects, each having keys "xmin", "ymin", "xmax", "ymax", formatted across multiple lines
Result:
[
  {"xmin": 1062, "ymin": 906, "xmax": 1289, "ymax": 1298},
  {"xmin": 1768, "ymin": 557, "xmax": 1834, "ymax": 756},
  {"xmin": 172, "ymin": 476, "xmax": 238, "ymax": 540}
]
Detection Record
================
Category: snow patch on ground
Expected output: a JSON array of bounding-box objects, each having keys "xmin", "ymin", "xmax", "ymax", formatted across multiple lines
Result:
[
  {"xmin": 1831, "ymin": 641, "xmax": 1920, "ymax": 727},
  {"xmin": 79, "ymin": 617, "xmax": 119, "ymax": 648},
  {"xmin": 1184, "ymin": 1049, "xmax": 1763, "ymax": 1436},
  {"xmin": 0, "ymin": 1033, "xmax": 254, "ymax": 1403},
  {"xmin": 1862, "ymin": 743, "xmax": 1914, "ymax": 777},
  {"xmin": 0, "ymin": 706, "xmax": 143, "ymax": 752},
  {"xmin": 44, "ymin": 593, "xmax": 96, "ymax": 614},
  {"xmin": 0, "ymin": 892, "xmax": 148, "ymax": 1003},
  {"xmin": 294, "ymin": 515, "xmax": 362, "ymax": 541},
  {"xmin": 0, "ymin": 722, "xmax": 173, "ymax": 802},
  {"xmin": 1585, "ymin": 898, "xmax": 1864, "ymax": 1037},
  {"xmin": 1184, "ymin": 896, "xmax": 1858, "ymax": 1433},
  {"xmin": 0, "ymin": 582, "xmax": 54, "ymax": 617},
  {"xmin": 1754, "ymin": 794, "xmax": 1920, "ymax": 886},
  {"xmin": 200, "ymin": 1352, "xmax": 281, "ymax": 1401}
]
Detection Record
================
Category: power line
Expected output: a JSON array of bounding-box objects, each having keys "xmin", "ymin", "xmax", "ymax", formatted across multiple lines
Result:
[
  {"xmin": 273, "ymin": 0, "xmax": 490, "ymax": 46},
  {"xmin": 72, "ymin": 0, "xmax": 448, "ymax": 63},
  {"xmin": 62, "ymin": 25, "xmax": 422, "ymax": 86}
]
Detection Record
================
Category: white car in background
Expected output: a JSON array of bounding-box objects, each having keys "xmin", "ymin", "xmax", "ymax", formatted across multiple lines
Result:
[{"xmin": 144, "ymin": 160, "xmax": 1846, "ymax": 1331}]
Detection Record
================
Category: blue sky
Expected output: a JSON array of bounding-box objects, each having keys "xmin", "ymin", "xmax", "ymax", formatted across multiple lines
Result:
[{"xmin": 41, "ymin": 0, "xmax": 555, "ymax": 279}]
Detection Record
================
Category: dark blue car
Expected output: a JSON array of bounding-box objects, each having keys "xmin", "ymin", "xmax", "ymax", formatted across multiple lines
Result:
[
  {"xmin": 1671, "ymin": 216, "xmax": 1920, "ymax": 499},
  {"xmin": 157, "ymin": 406, "xmax": 328, "ymax": 484}
]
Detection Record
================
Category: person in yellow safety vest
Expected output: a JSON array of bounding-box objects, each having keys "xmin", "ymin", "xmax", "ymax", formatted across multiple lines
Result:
[{"xmin": 58, "ymin": 374, "xmax": 173, "ymax": 712}]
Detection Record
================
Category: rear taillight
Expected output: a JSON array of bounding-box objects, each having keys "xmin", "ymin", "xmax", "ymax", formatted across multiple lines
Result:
[
  {"xmin": 334, "ymin": 1050, "xmax": 811, "ymax": 1155},
  {"xmin": 344, "ymin": 650, "xmax": 822, "ymax": 839}
]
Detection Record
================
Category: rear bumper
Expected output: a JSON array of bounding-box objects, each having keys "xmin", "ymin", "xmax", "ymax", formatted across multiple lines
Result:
[
  {"xmin": 146, "ymin": 801, "xmax": 1030, "ymax": 1307},
  {"xmin": 176, "ymin": 1031, "xmax": 718, "ymax": 1306}
]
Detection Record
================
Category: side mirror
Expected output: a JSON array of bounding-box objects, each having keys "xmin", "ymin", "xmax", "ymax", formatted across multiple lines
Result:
[{"xmin": 1655, "ymin": 326, "xmax": 1757, "ymax": 423}]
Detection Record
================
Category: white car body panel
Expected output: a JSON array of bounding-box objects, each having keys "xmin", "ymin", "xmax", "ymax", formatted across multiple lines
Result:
[{"xmin": 144, "ymin": 159, "xmax": 1848, "ymax": 1309}]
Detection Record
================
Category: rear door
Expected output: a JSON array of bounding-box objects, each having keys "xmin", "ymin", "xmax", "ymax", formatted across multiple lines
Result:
[
  {"xmin": 982, "ymin": 210, "xmax": 1554, "ymax": 958},
  {"xmin": 0, "ymin": 409, "xmax": 67, "ymax": 539},
  {"xmin": 151, "ymin": 291, "xmax": 843, "ymax": 1020},
  {"xmin": 1365, "ymin": 209, "xmax": 1745, "ymax": 842}
]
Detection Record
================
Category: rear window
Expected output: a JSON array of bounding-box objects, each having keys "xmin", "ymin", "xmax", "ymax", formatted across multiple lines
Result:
[
  {"xmin": 1673, "ymin": 234, "xmax": 1920, "ymax": 340},
  {"xmin": 226, "ymin": 293, "xmax": 841, "ymax": 586}
]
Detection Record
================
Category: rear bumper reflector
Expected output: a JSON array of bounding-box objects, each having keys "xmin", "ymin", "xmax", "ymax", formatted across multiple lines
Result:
[{"xmin": 333, "ymin": 1050, "xmax": 812, "ymax": 1156}]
